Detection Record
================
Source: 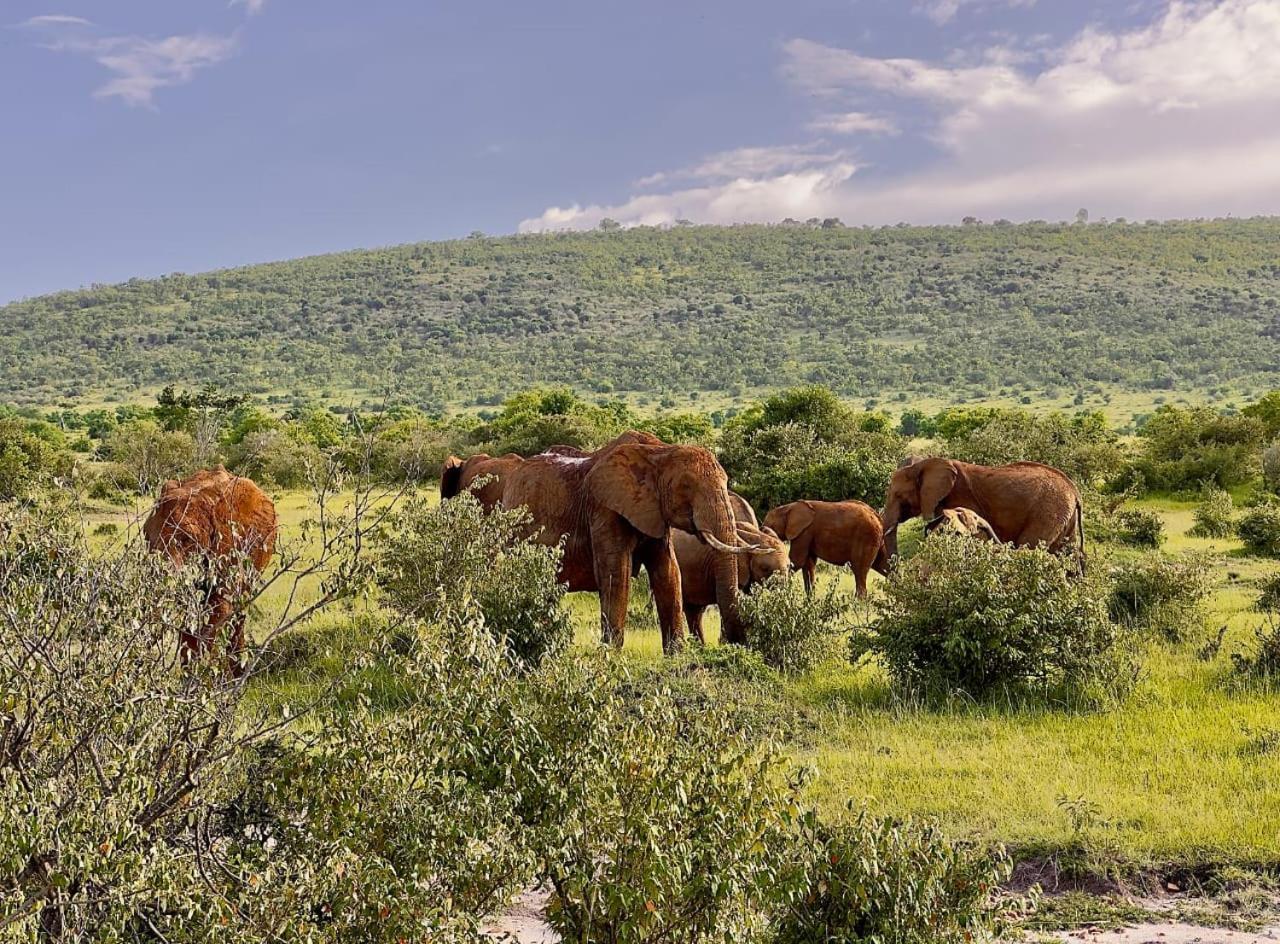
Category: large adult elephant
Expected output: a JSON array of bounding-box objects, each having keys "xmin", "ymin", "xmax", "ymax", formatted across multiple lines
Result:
[
  {"xmin": 673, "ymin": 519, "xmax": 788, "ymax": 644},
  {"xmin": 440, "ymin": 453, "xmax": 524, "ymax": 510},
  {"xmin": 881, "ymin": 457, "xmax": 1083, "ymax": 561},
  {"xmin": 762, "ymin": 500, "xmax": 886, "ymax": 597},
  {"xmin": 501, "ymin": 435, "xmax": 769, "ymax": 651},
  {"xmin": 143, "ymin": 466, "xmax": 277, "ymax": 671}
]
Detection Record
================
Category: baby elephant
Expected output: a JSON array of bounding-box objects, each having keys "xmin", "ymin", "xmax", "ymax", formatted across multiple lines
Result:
[
  {"xmin": 763, "ymin": 500, "xmax": 886, "ymax": 597},
  {"xmin": 925, "ymin": 507, "xmax": 1000, "ymax": 542},
  {"xmin": 672, "ymin": 522, "xmax": 790, "ymax": 644}
]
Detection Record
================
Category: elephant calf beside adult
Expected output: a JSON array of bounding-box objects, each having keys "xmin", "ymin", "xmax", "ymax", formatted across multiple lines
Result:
[
  {"xmin": 501, "ymin": 434, "xmax": 771, "ymax": 652},
  {"xmin": 881, "ymin": 457, "xmax": 1083, "ymax": 563},
  {"xmin": 673, "ymin": 519, "xmax": 789, "ymax": 644},
  {"xmin": 762, "ymin": 500, "xmax": 887, "ymax": 597}
]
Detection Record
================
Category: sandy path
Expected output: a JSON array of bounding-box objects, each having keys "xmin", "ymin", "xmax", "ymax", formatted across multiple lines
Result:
[{"xmin": 1047, "ymin": 924, "xmax": 1280, "ymax": 944}]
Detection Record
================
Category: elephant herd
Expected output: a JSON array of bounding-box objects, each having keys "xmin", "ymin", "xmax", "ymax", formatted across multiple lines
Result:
[
  {"xmin": 140, "ymin": 434, "xmax": 1085, "ymax": 668},
  {"xmin": 441, "ymin": 432, "xmax": 1086, "ymax": 653}
]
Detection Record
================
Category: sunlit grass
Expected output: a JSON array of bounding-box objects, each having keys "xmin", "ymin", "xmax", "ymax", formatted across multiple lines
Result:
[{"xmin": 83, "ymin": 487, "xmax": 1280, "ymax": 867}]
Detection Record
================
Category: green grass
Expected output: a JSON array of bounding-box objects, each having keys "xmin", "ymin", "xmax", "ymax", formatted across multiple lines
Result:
[{"xmin": 86, "ymin": 487, "xmax": 1280, "ymax": 873}]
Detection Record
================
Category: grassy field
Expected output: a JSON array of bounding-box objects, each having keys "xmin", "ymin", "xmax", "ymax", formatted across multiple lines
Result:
[{"xmin": 87, "ymin": 486, "xmax": 1280, "ymax": 875}]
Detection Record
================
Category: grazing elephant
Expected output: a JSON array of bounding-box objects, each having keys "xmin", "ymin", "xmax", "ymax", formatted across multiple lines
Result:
[
  {"xmin": 881, "ymin": 457, "xmax": 1083, "ymax": 562},
  {"xmin": 925, "ymin": 507, "xmax": 1000, "ymax": 542},
  {"xmin": 501, "ymin": 434, "xmax": 770, "ymax": 651},
  {"xmin": 143, "ymin": 466, "xmax": 277, "ymax": 671},
  {"xmin": 673, "ymin": 520, "xmax": 788, "ymax": 643},
  {"xmin": 440, "ymin": 453, "xmax": 524, "ymax": 510},
  {"xmin": 762, "ymin": 500, "xmax": 886, "ymax": 597}
]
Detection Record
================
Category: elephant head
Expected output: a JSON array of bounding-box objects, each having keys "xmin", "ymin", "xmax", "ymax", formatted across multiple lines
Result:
[
  {"xmin": 881, "ymin": 456, "xmax": 958, "ymax": 560},
  {"xmin": 584, "ymin": 443, "xmax": 769, "ymax": 643},
  {"xmin": 440, "ymin": 455, "xmax": 469, "ymax": 500},
  {"xmin": 925, "ymin": 507, "xmax": 999, "ymax": 542},
  {"xmin": 739, "ymin": 524, "xmax": 789, "ymax": 589}
]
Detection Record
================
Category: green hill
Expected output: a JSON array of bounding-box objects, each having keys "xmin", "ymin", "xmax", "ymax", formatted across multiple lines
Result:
[{"xmin": 4, "ymin": 219, "xmax": 1280, "ymax": 410}]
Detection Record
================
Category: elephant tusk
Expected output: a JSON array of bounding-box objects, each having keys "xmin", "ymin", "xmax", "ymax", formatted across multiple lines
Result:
[{"xmin": 701, "ymin": 530, "xmax": 762, "ymax": 555}]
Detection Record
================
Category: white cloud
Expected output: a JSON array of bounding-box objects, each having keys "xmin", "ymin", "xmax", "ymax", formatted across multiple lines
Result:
[
  {"xmin": 915, "ymin": 0, "xmax": 1037, "ymax": 26},
  {"xmin": 232, "ymin": 0, "xmax": 268, "ymax": 14},
  {"xmin": 521, "ymin": 163, "xmax": 858, "ymax": 232},
  {"xmin": 635, "ymin": 144, "xmax": 849, "ymax": 188},
  {"xmin": 807, "ymin": 111, "xmax": 899, "ymax": 136},
  {"xmin": 21, "ymin": 14, "xmax": 92, "ymax": 27},
  {"xmin": 24, "ymin": 18, "xmax": 237, "ymax": 108},
  {"xmin": 524, "ymin": 0, "xmax": 1280, "ymax": 231}
]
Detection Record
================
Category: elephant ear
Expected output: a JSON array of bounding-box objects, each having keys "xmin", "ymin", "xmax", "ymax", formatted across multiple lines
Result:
[
  {"xmin": 917, "ymin": 460, "xmax": 958, "ymax": 521},
  {"xmin": 440, "ymin": 456, "xmax": 465, "ymax": 499},
  {"xmin": 585, "ymin": 446, "xmax": 666, "ymax": 539},
  {"xmin": 778, "ymin": 502, "xmax": 816, "ymax": 541}
]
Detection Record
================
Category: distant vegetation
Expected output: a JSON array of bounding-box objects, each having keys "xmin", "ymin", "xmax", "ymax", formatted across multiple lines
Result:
[{"xmin": 3, "ymin": 218, "xmax": 1280, "ymax": 409}]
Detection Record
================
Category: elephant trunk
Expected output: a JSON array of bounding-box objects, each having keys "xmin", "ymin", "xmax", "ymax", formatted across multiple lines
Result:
[
  {"xmin": 697, "ymin": 495, "xmax": 749, "ymax": 645},
  {"xmin": 881, "ymin": 503, "xmax": 903, "ymax": 561}
]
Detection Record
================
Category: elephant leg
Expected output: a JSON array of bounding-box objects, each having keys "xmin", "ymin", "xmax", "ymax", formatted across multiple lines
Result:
[
  {"xmin": 595, "ymin": 554, "xmax": 631, "ymax": 648},
  {"xmin": 852, "ymin": 565, "xmax": 869, "ymax": 599},
  {"xmin": 641, "ymin": 542, "xmax": 687, "ymax": 655},
  {"xmin": 685, "ymin": 606, "xmax": 706, "ymax": 645},
  {"xmin": 802, "ymin": 561, "xmax": 816, "ymax": 596}
]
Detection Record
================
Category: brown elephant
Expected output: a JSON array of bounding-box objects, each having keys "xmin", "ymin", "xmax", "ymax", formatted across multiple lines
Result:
[
  {"xmin": 762, "ymin": 500, "xmax": 886, "ymax": 597},
  {"xmin": 143, "ymin": 466, "xmax": 277, "ymax": 670},
  {"xmin": 727, "ymin": 491, "xmax": 759, "ymax": 527},
  {"xmin": 501, "ymin": 434, "xmax": 769, "ymax": 652},
  {"xmin": 881, "ymin": 457, "xmax": 1083, "ymax": 562},
  {"xmin": 926, "ymin": 507, "xmax": 1000, "ymax": 542},
  {"xmin": 440, "ymin": 453, "xmax": 524, "ymax": 509},
  {"xmin": 673, "ymin": 520, "xmax": 788, "ymax": 643}
]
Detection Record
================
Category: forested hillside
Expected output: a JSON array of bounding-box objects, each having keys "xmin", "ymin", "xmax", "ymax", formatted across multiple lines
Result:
[{"xmin": 4, "ymin": 218, "xmax": 1280, "ymax": 409}]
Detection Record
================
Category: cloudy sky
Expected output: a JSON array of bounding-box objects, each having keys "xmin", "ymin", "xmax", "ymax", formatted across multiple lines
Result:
[{"xmin": 4, "ymin": 0, "xmax": 1279, "ymax": 301}]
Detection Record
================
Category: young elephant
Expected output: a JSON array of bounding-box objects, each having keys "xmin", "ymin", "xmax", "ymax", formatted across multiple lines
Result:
[
  {"xmin": 672, "ymin": 521, "xmax": 789, "ymax": 643},
  {"xmin": 762, "ymin": 500, "xmax": 886, "ymax": 597},
  {"xmin": 925, "ymin": 507, "xmax": 1000, "ymax": 542}
]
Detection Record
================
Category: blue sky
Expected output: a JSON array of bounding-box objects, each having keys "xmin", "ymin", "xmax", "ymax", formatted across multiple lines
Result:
[{"xmin": 4, "ymin": 0, "xmax": 1279, "ymax": 302}]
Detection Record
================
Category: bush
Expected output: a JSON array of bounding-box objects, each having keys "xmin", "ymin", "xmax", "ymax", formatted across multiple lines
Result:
[
  {"xmin": 738, "ymin": 575, "xmax": 852, "ymax": 674},
  {"xmin": 227, "ymin": 425, "xmax": 325, "ymax": 488},
  {"xmin": 1257, "ymin": 573, "xmax": 1280, "ymax": 612},
  {"xmin": 770, "ymin": 805, "xmax": 1026, "ymax": 944},
  {"xmin": 1083, "ymin": 487, "xmax": 1164, "ymax": 547},
  {"xmin": 102, "ymin": 418, "xmax": 198, "ymax": 492},
  {"xmin": 379, "ymin": 492, "xmax": 573, "ymax": 667},
  {"xmin": 1131, "ymin": 406, "xmax": 1266, "ymax": 491},
  {"xmin": 1113, "ymin": 508, "xmax": 1165, "ymax": 547},
  {"xmin": 1238, "ymin": 502, "xmax": 1280, "ymax": 557},
  {"xmin": 1191, "ymin": 485, "xmax": 1235, "ymax": 538},
  {"xmin": 543, "ymin": 691, "xmax": 803, "ymax": 944},
  {"xmin": 940, "ymin": 408, "xmax": 1126, "ymax": 486},
  {"xmin": 0, "ymin": 414, "xmax": 72, "ymax": 499},
  {"xmin": 857, "ymin": 537, "xmax": 1130, "ymax": 703},
  {"xmin": 1108, "ymin": 553, "xmax": 1211, "ymax": 641},
  {"xmin": 1264, "ymin": 442, "xmax": 1280, "ymax": 493},
  {"xmin": 1231, "ymin": 617, "xmax": 1280, "ymax": 681},
  {"xmin": 721, "ymin": 422, "xmax": 905, "ymax": 509}
]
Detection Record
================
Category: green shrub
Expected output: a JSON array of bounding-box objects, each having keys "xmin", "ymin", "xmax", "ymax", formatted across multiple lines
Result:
[
  {"xmin": 1108, "ymin": 553, "xmax": 1211, "ymax": 641},
  {"xmin": 1238, "ymin": 503, "xmax": 1280, "ymax": 557},
  {"xmin": 101, "ymin": 418, "xmax": 198, "ymax": 492},
  {"xmin": 738, "ymin": 575, "xmax": 852, "ymax": 674},
  {"xmin": 0, "ymin": 414, "xmax": 72, "ymax": 499},
  {"xmin": 1232, "ymin": 617, "xmax": 1280, "ymax": 681},
  {"xmin": 1082, "ymin": 488, "xmax": 1163, "ymax": 547},
  {"xmin": 542, "ymin": 692, "xmax": 803, "ymax": 944},
  {"xmin": 1263, "ymin": 442, "xmax": 1280, "ymax": 494},
  {"xmin": 857, "ymin": 537, "xmax": 1130, "ymax": 703},
  {"xmin": 1131, "ymin": 406, "xmax": 1265, "ymax": 491},
  {"xmin": 1191, "ymin": 484, "xmax": 1235, "ymax": 538},
  {"xmin": 770, "ymin": 805, "xmax": 1026, "ymax": 944},
  {"xmin": 227, "ymin": 425, "xmax": 325, "ymax": 488},
  {"xmin": 379, "ymin": 492, "xmax": 573, "ymax": 667},
  {"xmin": 1257, "ymin": 573, "xmax": 1280, "ymax": 612},
  {"xmin": 1113, "ymin": 508, "xmax": 1165, "ymax": 547},
  {"xmin": 940, "ymin": 408, "xmax": 1125, "ymax": 486}
]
